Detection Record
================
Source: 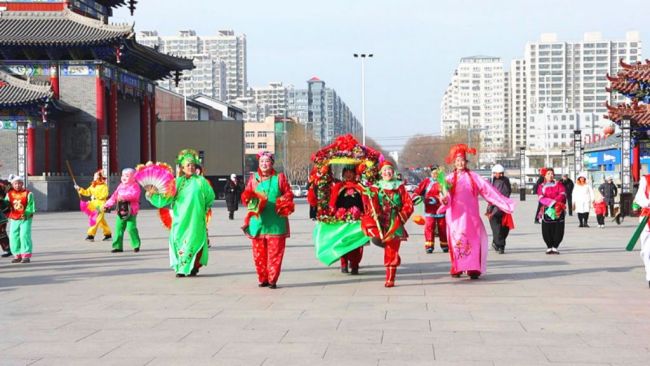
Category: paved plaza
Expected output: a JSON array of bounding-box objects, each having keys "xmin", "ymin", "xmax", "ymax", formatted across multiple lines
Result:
[{"xmin": 1, "ymin": 197, "xmax": 650, "ymax": 365}]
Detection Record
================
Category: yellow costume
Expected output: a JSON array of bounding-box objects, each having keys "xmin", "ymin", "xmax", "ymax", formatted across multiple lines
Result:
[{"xmin": 79, "ymin": 181, "xmax": 112, "ymax": 239}]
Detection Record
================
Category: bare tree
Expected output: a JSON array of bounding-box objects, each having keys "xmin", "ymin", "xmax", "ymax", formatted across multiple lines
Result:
[
  {"xmin": 283, "ymin": 124, "xmax": 320, "ymax": 184},
  {"xmin": 400, "ymin": 129, "xmax": 480, "ymax": 169}
]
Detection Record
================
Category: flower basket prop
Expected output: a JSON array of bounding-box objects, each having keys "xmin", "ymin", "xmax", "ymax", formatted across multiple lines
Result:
[{"xmin": 309, "ymin": 134, "xmax": 383, "ymax": 265}]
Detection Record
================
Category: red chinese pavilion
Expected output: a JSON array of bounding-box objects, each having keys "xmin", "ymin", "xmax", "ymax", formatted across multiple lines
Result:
[
  {"xmin": 0, "ymin": 0, "xmax": 194, "ymax": 210},
  {"xmin": 605, "ymin": 59, "xmax": 650, "ymax": 182}
]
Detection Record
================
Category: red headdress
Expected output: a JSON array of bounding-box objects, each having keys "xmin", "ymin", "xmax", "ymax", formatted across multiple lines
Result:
[
  {"xmin": 445, "ymin": 144, "xmax": 476, "ymax": 164},
  {"xmin": 379, "ymin": 161, "xmax": 394, "ymax": 172},
  {"xmin": 540, "ymin": 167, "xmax": 553, "ymax": 177},
  {"xmin": 91, "ymin": 168, "xmax": 106, "ymax": 186}
]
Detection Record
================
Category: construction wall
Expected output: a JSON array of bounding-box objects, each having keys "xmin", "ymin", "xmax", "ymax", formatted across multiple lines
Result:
[{"xmin": 156, "ymin": 120, "xmax": 244, "ymax": 177}]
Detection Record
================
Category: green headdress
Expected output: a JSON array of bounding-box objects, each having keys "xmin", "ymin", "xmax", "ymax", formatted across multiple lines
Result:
[{"xmin": 176, "ymin": 148, "xmax": 201, "ymax": 166}]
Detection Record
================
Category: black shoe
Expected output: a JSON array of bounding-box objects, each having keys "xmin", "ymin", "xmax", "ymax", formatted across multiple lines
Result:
[
  {"xmin": 498, "ymin": 248, "xmax": 505, "ymax": 254},
  {"xmin": 189, "ymin": 268, "xmax": 199, "ymax": 277},
  {"xmin": 176, "ymin": 273, "xmax": 186, "ymax": 278},
  {"xmin": 350, "ymin": 267, "xmax": 359, "ymax": 275},
  {"xmin": 111, "ymin": 249, "xmax": 123, "ymax": 253},
  {"xmin": 451, "ymin": 273, "xmax": 461, "ymax": 278},
  {"xmin": 341, "ymin": 266, "xmax": 349, "ymax": 273},
  {"xmin": 269, "ymin": 283, "xmax": 278, "ymax": 289},
  {"xmin": 470, "ymin": 274, "xmax": 480, "ymax": 280},
  {"xmin": 11, "ymin": 258, "xmax": 21, "ymax": 263},
  {"xmin": 579, "ymin": 224, "xmax": 583, "ymax": 227},
  {"xmin": 584, "ymin": 224, "xmax": 590, "ymax": 228},
  {"xmin": 1, "ymin": 251, "xmax": 12, "ymax": 258},
  {"xmin": 258, "ymin": 282, "xmax": 269, "ymax": 287},
  {"xmin": 442, "ymin": 247, "xmax": 449, "ymax": 253},
  {"xmin": 491, "ymin": 242, "xmax": 498, "ymax": 252},
  {"xmin": 85, "ymin": 235, "xmax": 94, "ymax": 242},
  {"xmin": 103, "ymin": 235, "xmax": 112, "ymax": 241},
  {"xmin": 133, "ymin": 247, "xmax": 140, "ymax": 253},
  {"xmin": 425, "ymin": 247, "xmax": 433, "ymax": 254}
]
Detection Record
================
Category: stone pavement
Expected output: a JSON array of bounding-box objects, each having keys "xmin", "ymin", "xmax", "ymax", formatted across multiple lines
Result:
[{"xmin": 1, "ymin": 197, "xmax": 650, "ymax": 366}]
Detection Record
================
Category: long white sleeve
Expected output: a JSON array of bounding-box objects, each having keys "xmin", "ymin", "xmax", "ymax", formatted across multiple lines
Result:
[{"xmin": 635, "ymin": 177, "xmax": 650, "ymax": 208}]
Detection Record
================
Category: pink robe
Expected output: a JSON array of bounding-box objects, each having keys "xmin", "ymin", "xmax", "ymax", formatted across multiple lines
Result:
[
  {"xmin": 439, "ymin": 170, "xmax": 515, "ymax": 274},
  {"xmin": 105, "ymin": 182, "xmax": 141, "ymax": 215}
]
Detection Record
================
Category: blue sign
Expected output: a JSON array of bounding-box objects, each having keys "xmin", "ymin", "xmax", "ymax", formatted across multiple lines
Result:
[{"xmin": 584, "ymin": 149, "xmax": 621, "ymax": 170}]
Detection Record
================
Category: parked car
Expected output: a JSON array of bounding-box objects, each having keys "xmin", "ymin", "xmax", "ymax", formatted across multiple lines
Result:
[{"xmin": 290, "ymin": 184, "xmax": 303, "ymax": 198}]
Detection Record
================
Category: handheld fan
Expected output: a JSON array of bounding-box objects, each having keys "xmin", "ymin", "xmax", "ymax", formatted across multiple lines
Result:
[{"xmin": 135, "ymin": 162, "xmax": 176, "ymax": 197}]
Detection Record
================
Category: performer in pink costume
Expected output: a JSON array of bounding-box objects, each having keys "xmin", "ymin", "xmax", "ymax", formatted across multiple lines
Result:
[{"xmin": 438, "ymin": 144, "xmax": 515, "ymax": 279}]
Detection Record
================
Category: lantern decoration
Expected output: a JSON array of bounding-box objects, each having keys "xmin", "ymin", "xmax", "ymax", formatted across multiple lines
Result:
[{"xmin": 603, "ymin": 124, "xmax": 615, "ymax": 137}]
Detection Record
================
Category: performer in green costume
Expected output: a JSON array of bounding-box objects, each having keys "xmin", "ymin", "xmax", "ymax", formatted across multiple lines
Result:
[{"xmin": 146, "ymin": 149, "xmax": 215, "ymax": 277}]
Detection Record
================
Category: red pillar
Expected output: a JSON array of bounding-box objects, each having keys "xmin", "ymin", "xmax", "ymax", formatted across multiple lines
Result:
[
  {"xmin": 50, "ymin": 64, "xmax": 60, "ymax": 99},
  {"xmin": 95, "ymin": 70, "xmax": 106, "ymax": 169},
  {"xmin": 150, "ymin": 95, "xmax": 156, "ymax": 161},
  {"xmin": 56, "ymin": 126, "xmax": 62, "ymax": 173},
  {"xmin": 633, "ymin": 143, "xmax": 640, "ymax": 183},
  {"xmin": 140, "ymin": 95, "xmax": 150, "ymax": 162},
  {"xmin": 109, "ymin": 82, "xmax": 118, "ymax": 174},
  {"xmin": 44, "ymin": 128, "xmax": 50, "ymax": 173},
  {"xmin": 27, "ymin": 125, "xmax": 35, "ymax": 176}
]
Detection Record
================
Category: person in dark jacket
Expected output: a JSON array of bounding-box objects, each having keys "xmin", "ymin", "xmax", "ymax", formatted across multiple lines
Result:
[
  {"xmin": 224, "ymin": 173, "xmax": 241, "ymax": 220},
  {"xmin": 486, "ymin": 164, "xmax": 512, "ymax": 254},
  {"xmin": 560, "ymin": 174, "xmax": 575, "ymax": 216},
  {"xmin": 598, "ymin": 176, "xmax": 618, "ymax": 217},
  {"xmin": 533, "ymin": 174, "xmax": 545, "ymax": 224}
]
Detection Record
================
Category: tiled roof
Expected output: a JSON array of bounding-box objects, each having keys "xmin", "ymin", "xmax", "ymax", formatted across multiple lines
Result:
[
  {"xmin": 0, "ymin": 10, "xmax": 194, "ymax": 80},
  {"xmin": 605, "ymin": 101, "xmax": 650, "ymax": 126},
  {"xmin": 619, "ymin": 59, "xmax": 650, "ymax": 83},
  {"xmin": 0, "ymin": 9, "xmax": 133, "ymax": 47},
  {"xmin": 0, "ymin": 69, "xmax": 52, "ymax": 107}
]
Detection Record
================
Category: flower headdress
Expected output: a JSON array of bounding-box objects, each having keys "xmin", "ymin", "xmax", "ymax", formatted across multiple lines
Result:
[
  {"xmin": 445, "ymin": 144, "xmax": 477, "ymax": 164},
  {"xmin": 176, "ymin": 149, "xmax": 201, "ymax": 166}
]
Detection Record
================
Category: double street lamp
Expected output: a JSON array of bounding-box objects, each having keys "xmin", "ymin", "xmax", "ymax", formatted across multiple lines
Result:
[{"xmin": 353, "ymin": 53, "xmax": 373, "ymax": 145}]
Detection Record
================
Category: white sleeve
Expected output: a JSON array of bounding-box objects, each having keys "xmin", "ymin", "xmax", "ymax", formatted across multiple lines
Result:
[{"xmin": 635, "ymin": 177, "xmax": 650, "ymax": 208}]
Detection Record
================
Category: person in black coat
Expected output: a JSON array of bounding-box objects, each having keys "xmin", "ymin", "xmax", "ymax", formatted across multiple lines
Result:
[
  {"xmin": 533, "ymin": 174, "xmax": 545, "ymax": 224},
  {"xmin": 487, "ymin": 164, "xmax": 512, "ymax": 254},
  {"xmin": 598, "ymin": 176, "xmax": 618, "ymax": 217},
  {"xmin": 224, "ymin": 173, "xmax": 241, "ymax": 220},
  {"xmin": 560, "ymin": 174, "xmax": 575, "ymax": 216}
]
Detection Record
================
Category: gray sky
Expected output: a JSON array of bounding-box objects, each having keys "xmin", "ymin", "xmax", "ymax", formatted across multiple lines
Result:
[{"xmin": 114, "ymin": 0, "xmax": 648, "ymax": 151}]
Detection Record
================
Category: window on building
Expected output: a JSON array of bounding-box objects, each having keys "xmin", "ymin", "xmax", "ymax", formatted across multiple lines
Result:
[
  {"xmin": 245, "ymin": 142, "xmax": 255, "ymax": 149},
  {"xmin": 257, "ymin": 142, "xmax": 267, "ymax": 149},
  {"xmin": 257, "ymin": 131, "xmax": 267, "ymax": 138}
]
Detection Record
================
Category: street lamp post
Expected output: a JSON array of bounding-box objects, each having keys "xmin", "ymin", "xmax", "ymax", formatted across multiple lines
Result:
[
  {"xmin": 353, "ymin": 53, "xmax": 373, "ymax": 145},
  {"xmin": 573, "ymin": 129, "xmax": 582, "ymax": 181},
  {"xmin": 620, "ymin": 118, "xmax": 633, "ymax": 216},
  {"xmin": 16, "ymin": 121, "xmax": 28, "ymax": 186}
]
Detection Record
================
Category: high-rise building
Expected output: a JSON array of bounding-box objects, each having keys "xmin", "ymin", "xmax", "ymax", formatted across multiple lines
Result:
[
  {"xmin": 251, "ymin": 82, "xmax": 288, "ymax": 117},
  {"xmin": 441, "ymin": 56, "xmax": 507, "ymax": 164},
  {"xmin": 524, "ymin": 32, "xmax": 642, "ymax": 164},
  {"xmin": 202, "ymin": 30, "xmax": 248, "ymax": 100},
  {"xmin": 285, "ymin": 77, "xmax": 360, "ymax": 146},
  {"xmin": 137, "ymin": 29, "xmax": 247, "ymax": 102},
  {"xmin": 509, "ymin": 59, "xmax": 527, "ymax": 154}
]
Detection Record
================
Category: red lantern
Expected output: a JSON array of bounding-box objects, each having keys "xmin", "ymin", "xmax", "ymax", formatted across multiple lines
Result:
[{"xmin": 603, "ymin": 124, "xmax": 615, "ymax": 137}]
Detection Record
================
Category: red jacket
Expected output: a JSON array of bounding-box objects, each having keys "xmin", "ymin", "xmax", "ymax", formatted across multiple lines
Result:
[
  {"xmin": 593, "ymin": 200, "xmax": 607, "ymax": 215},
  {"xmin": 413, "ymin": 177, "xmax": 443, "ymax": 217}
]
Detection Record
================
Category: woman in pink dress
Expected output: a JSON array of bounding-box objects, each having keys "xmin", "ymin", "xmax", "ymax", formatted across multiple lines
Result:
[{"xmin": 439, "ymin": 144, "xmax": 515, "ymax": 279}]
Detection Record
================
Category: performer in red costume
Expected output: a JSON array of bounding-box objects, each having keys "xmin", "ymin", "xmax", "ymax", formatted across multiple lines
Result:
[
  {"xmin": 365, "ymin": 161, "xmax": 414, "ymax": 287},
  {"xmin": 413, "ymin": 165, "xmax": 447, "ymax": 253},
  {"xmin": 241, "ymin": 151, "xmax": 295, "ymax": 289}
]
